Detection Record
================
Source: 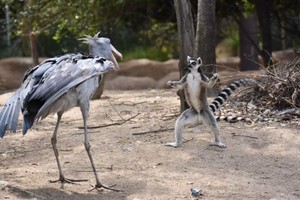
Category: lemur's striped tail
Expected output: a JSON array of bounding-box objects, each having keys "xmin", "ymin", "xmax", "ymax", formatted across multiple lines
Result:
[{"xmin": 209, "ymin": 78, "xmax": 257, "ymax": 113}]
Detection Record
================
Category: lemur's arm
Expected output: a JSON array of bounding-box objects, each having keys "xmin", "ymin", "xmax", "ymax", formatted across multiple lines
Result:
[
  {"xmin": 207, "ymin": 73, "xmax": 219, "ymax": 88},
  {"xmin": 167, "ymin": 73, "xmax": 188, "ymax": 90}
]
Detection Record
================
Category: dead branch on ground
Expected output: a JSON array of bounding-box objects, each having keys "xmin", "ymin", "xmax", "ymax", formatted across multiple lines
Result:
[
  {"xmin": 132, "ymin": 127, "xmax": 174, "ymax": 135},
  {"xmin": 219, "ymin": 57, "xmax": 300, "ymax": 123},
  {"xmin": 233, "ymin": 58, "xmax": 299, "ymax": 109},
  {"xmin": 78, "ymin": 113, "xmax": 140, "ymax": 129}
]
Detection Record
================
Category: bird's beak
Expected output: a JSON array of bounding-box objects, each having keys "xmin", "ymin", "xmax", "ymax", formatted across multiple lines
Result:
[
  {"xmin": 109, "ymin": 44, "xmax": 122, "ymax": 70},
  {"xmin": 110, "ymin": 44, "xmax": 123, "ymax": 61}
]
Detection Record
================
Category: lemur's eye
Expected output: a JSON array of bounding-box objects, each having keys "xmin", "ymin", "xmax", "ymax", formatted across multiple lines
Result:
[{"xmin": 191, "ymin": 61, "xmax": 196, "ymax": 65}]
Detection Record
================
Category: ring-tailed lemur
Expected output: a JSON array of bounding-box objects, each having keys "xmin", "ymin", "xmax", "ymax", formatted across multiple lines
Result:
[
  {"xmin": 166, "ymin": 56, "xmax": 226, "ymax": 148},
  {"xmin": 166, "ymin": 56, "xmax": 257, "ymax": 148}
]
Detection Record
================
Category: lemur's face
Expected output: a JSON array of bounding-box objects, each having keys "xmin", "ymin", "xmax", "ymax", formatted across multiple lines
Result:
[{"xmin": 187, "ymin": 56, "xmax": 202, "ymax": 71}]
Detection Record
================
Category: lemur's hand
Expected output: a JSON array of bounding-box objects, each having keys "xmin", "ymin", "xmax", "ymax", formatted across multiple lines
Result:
[
  {"xmin": 211, "ymin": 73, "xmax": 220, "ymax": 81},
  {"xmin": 208, "ymin": 73, "xmax": 220, "ymax": 88},
  {"xmin": 167, "ymin": 81, "xmax": 175, "ymax": 88}
]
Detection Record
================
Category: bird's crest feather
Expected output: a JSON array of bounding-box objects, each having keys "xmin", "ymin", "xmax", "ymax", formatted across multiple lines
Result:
[{"xmin": 78, "ymin": 32, "xmax": 101, "ymax": 44}]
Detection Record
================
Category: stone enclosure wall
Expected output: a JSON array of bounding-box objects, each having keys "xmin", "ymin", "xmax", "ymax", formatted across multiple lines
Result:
[{"xmin": 0, "ymin": 49, "xmax": 296, "ymax": 92}]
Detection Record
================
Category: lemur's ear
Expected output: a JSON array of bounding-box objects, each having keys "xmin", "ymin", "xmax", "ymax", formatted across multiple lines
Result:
[
  {"xmin": 187, "ymin": 56, "xmax": 191, "ymax": 63},
  {"xmin": 197, "ymin": 57, "xmax": 202, "ymax": 65}
]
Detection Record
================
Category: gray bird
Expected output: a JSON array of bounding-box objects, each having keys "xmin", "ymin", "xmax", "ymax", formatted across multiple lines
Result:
[
  {"xmin": 0, "ymin": 34, "xmax": 122, "ymax": 191},
  {"xmin": 80, "ymin": 32, "xmax": 123, "ymax": 99}
]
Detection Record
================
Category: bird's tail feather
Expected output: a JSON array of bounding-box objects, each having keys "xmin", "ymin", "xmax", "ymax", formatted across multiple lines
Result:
[
  {"xmin": 7, "ymin": 98, "xmax": 21, "ymax": 132},
  {"xmin": 0, "ymin": 92, "xmax": 22, "ymax": 138},
  {"xmin": 22, "ymin": 112, "xmax": 35, "ymax": 135}
]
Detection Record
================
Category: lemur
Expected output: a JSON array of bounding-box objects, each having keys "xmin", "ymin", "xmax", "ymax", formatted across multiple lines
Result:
[
  {"xmin": 166, "ymin": 56, "xmax": 257, "ymax": 148},
  {"xmin": 166, "ymin": 56, "xmax": 226, "ymax": 148}
]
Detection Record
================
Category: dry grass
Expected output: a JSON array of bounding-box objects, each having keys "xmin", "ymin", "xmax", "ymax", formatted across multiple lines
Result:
[{"xmin": 219, "ymin": 58, "xmax": 300, "ymax": 123}]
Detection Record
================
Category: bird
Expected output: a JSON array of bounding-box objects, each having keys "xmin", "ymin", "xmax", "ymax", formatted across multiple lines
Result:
[
  {"xmin": 0, "ymin": 33, "xmax": 122, "ymax": 191},
  {"xmin": 79, "ymin": 32, "xmax": 123, "ymax": 99}
]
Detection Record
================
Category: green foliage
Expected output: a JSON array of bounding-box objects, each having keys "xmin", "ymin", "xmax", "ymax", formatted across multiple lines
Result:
[
  {"xmin": 241, "ymin": 0, "xmax": 255, "ymax": 14},
  {"xmin": 1, "ymin": 0, "xmax": 177, "ymax": 59},
  {"xmin": 140, "ymin": 20, "xmax": 178, "ymax": 59},
  {"xmin": 0, "ymin": 38, "xmax": 23, "ymax": 57},
  {"xmin": 216, "ymin": 0, "xmax": 300, "ymax": 53},
  {"xmin": 123, "ymin": 46, "xmax": 170, "ymax": 61},
  {"xmin": 1, "ymin": 0, "xmax": 299, "ymax": 60}
]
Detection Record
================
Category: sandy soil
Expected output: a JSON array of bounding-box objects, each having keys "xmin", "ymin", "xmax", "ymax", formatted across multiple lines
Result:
[{"xmin": 0, "ymin": 89, "xmax": 299, "ymax": 200}]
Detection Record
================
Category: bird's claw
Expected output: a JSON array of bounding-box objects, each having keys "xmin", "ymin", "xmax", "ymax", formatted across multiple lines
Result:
[
  {"xmin": 165, "ymin": 142, "xmax": 179, "ymax": 148},
  {"xmin": 49, "ymin": 177, "xmax": 88, "ymax": 184},
  {"xmin": 88, "ymin": 183, "xmax": 123, "ymax": 192}
]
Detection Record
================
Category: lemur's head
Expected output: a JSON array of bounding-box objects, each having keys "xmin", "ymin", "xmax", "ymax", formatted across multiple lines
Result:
[{"xmin": 187, "ymin": 56, "xmax": 202, "ymax": 72}]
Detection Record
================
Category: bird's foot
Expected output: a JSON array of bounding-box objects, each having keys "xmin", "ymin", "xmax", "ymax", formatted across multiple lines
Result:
[
  {"xmin": 49, "ymin": 176, "xmax": 88, "ymax": 184},
  {"xmin": 88, "ymin": 182, "xmax": 123, "ymax": 192},
  {"xmin": 165, "ymin": 142, "xmax": 180, "ymax": 148}
]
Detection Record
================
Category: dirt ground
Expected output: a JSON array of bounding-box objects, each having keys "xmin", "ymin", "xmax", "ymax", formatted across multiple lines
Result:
[{"xmin": 0, "ymin": 89, "xmax": 299, "ymax": 200}]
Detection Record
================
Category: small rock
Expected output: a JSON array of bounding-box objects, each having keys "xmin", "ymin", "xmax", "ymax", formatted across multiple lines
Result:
[
  {"xmin": 191, "ymin": 188, "xmax": 203, "ymax": 197},
  {"xmin": 0, "ymin": 181, "xmax": 9, "ymax": 190},
  {"xmin": 122, "ymin": 146, "xmax": 133, "ymax": 152}
]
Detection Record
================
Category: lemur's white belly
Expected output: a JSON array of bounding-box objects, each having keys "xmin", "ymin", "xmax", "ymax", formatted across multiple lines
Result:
[{"xmin": 186, "ymin": 73, "xmax": 201, "ymax": 110}]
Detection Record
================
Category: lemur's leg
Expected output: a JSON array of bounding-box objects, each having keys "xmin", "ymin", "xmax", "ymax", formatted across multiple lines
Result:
[
  {"xmin": 166, "ymin": 108, "xmax": 199, "ymax": 148},
  {"xmin": 200, "ymin": 109, "xmax": 226, "ymax": 148},
  {"xmin": 207, "ymin": 73, "xmax": 220, "ymax": 88}
]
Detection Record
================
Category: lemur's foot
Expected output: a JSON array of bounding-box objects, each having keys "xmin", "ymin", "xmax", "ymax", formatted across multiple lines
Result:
[
  {"xmin": 165, "ymin": 142, "xmax": 180, "ymax": 148},
  {"xmin": 209, "ymin": 141, "xmax": 227, "ymax": 148}
]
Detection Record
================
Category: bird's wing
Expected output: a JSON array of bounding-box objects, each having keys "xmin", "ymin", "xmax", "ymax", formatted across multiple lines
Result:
[
  {"xmin": 0, "ymin": 53, "xmax": 84, "ymax": 137},
  {"xmin": 23, "ymin": 53, "xmax": 88, "ymax": 106},
  {"xmin": 0, "ymin": 63, "xmax": 49, "ymax": 137},
  {"xmin": 25, "ymin": 57, "xmax": 113, "ymax": 119},
  {"xmin": 23, "ymin": 53, "xmax": 81, "ymax": 82},
  {"xmin": 0, "ymin": 59, "xmax": 53, "ymax": 137}
]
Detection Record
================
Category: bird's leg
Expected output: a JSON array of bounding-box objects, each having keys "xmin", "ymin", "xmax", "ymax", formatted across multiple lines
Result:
[
  {"xmin": 49, "ymin": 113, "xmax": 88, "ymax": 184},
  {"xmin": 81, "ymin": 109, "xmax": 121, "ymax": 192}
]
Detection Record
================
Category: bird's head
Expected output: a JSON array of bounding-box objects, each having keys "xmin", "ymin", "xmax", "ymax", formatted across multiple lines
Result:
[{"xmin": 79, "ymin": 32, "xmax": 122, "ymax": 69}]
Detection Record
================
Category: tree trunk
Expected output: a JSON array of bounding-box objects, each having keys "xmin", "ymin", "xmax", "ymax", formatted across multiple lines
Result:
[
  {"xmin": 253, "ymin": 0, "xmax": 273, "ymax": 66},
  {"xmin": 5, "ymin": 4, "xmax": 11, "ymax": 46},
  {"xmin": 174, "ymin": 0, "xmax": 195, "ymax": 112},
  {"xmin": 29, "ymin": 32, "xmax": 39, "ymax": 66},
  {"xmin": 195, "ymin": 0, "xmax": 219, "ymax": 96},
  {"xmin": 239, "ymin": 13, "xmax": 260, "ymax": 71}
]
